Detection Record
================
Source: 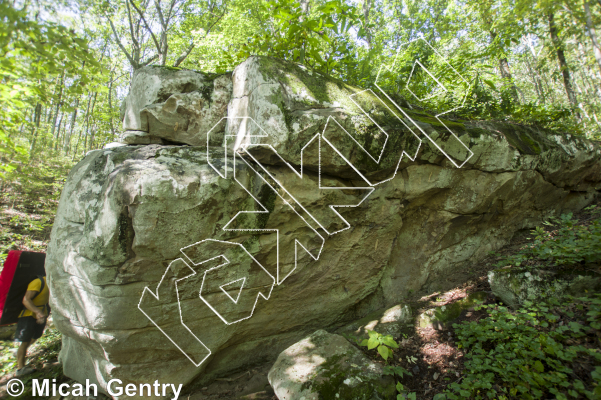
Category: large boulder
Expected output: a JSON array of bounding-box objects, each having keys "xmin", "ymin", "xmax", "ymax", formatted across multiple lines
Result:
[{"xmin": 47, "ymin": 56, "xmax": 601, "ymax": 397}]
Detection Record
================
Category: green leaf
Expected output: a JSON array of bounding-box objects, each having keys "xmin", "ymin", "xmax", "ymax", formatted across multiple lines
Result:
[
  {"xmin": 382, "ymin": 336, "xmax": 399, "ymax": 348},
  {"xmin": 377, "ymin": 344, "xmax": 389, "ymax": 360},
  {"xmin": 533, "ymin": 360, "xmax": 544, "ymax": 372}
]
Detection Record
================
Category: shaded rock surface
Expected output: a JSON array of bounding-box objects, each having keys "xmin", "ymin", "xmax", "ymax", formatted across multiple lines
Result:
[
  {"xmin": 268, "ymin": 329, "xmax": 396, "ymax": 400},
  {"xmin": 489, "ymin": 267, "xmax": 601, "ymax": 308},
  {"xmin": 47, "ymin": 55, "xmax": 601, "ymax": 397},
  {"xmin": 336, "ymin": 304, "xmax": 412, "ymax": 340}
]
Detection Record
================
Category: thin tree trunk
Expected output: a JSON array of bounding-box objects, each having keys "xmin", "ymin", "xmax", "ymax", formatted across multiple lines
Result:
[
  {"xmin": 584, "ymin": 0, "xmax": 601, "ymax": 75},
  {"xmin": 583, "ymin": 61, "xmax": 601, "ymax": 97},
  {"xmin": 72, "ymin": 128, "xmax": 85, "ymax": 161},
  {"xmin": 50, "ymin": 70, "xmax": 66, "ymax": 139},
  {"xmin": 525, "ymin": 54, "xmax": 545, "ymax": 103},
  {"xmin": 46, "ymin": 73, "xmax": 62, "ymax": 124},
  {"xmin": 548, "ymin": 12, "xmax": 578, "ymax": 108},
  {"xmin": 83, "ymin": 92, "xmax": 98, "ymax": 155},
  {"xmin": 63, "ymin": 97, "xmax": 80, "ymax": 154},
  {"xmin": 89, "ymin": 125, "xmax": 96, "ymax": 151},
  {"xmin": 489, "ymin": 30, "xmax": 519, "ymax": 103},
  {"xmin": 108, "ymin": 75, "xmax": 116, "ymax": 139},
  {"xmin": 16, "ymin": 107, "xmax": 31, "ymax": 137},
  {"xmin": 28, "ymin": 103, "xmax": 42, "ymax": 155},
  {"xmin": 54, "ymin": 113, "xmax": 64, "ymax": 151},
  {"xmin": 499, "ymin": 57, "xmax": 520, "ymax": 103},
  {"xmin": 73, "ymin": 92, "xmax": 94, "ymax": 159}
]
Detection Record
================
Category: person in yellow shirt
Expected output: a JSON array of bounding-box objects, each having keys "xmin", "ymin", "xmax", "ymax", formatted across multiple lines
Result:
[{"xmin": 14, "ymin": 275, "xmax": 49, "ymax": 377}]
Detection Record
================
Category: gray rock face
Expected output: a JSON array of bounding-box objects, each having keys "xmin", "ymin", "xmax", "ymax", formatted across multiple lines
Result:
[
  {"xmin": 47, "ymin": 56, "xmax": 601, "ymax": 397},
  {"xmin": 121, "ymin": 66, "xmax": 231, "ymax": 146},
  {"xmin": 268, "ymin": 330, "xmax": 396, "ymax": 400}
]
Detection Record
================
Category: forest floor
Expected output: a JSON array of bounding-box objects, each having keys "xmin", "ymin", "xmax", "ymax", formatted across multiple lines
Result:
[{"xmin": 0, "ymin": 165, "xmax": 599, "ymax": 399}]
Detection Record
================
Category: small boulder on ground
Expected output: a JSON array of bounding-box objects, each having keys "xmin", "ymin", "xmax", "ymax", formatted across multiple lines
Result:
[
  {"xmin": 418, "ymin": 291, "xmax": 488, "ymax": 329},
  {"xmin": 0, "ymin": 324, "xmax": 16, "ymax": 340},
  {"xmin": 336, "ymin": 304, "xmax": 412, "ymax": 340},
  {"xmin": 488, "ymin": 267, "xmax": 601, "ymax": 308},
  {"xmin": 268, "ymin": 329, "xmax": 396, "ymax": 400}
]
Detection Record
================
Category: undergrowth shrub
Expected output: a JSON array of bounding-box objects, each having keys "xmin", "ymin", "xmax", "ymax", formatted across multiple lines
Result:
[
  {"xmin": 438, "ymin": 295, "xmax": 601, "ymax": 400},
  {"xmin": 493, "ymin": 211, "xmax": 601, "ymax": 269}
]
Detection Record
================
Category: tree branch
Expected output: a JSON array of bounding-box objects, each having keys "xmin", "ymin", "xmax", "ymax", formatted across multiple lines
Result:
[
  {"xmin": 154, "ymin": 0, "xmax": 166, "ymax": 29},
  {"xmin": 106, "ymin": 14, "xmax": 138, "ymax": 69},
  {"xmin": 173, "ymin": 41, "xmax": 195, "ymax": 67},
  {"xmin": 140, "ymin": 54, "xmax": 159, "ymax": 66},
  {"xmin": 125, "ymin": 0, "xmax": 139, "ymax": 49},
  {"xmin": 128, "ymin": 0, "xmax": 162, "ymax": 54},
  {"xmin": 173, "ymin": 2, "xmax": 227, "ymax": 67}
]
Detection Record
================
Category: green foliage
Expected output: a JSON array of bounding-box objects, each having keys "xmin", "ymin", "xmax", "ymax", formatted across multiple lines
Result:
[
  {"xmin": 239, "ymin": 0, "xmax": 364, "ymax": 79},
  {"xmin": 0, "ymin": 2, "xmax": 99, "ymax": 172},
  {"xmin": 383, "ymin": 365, "xmax": 413, "ymax": 380},
  {"xmin": 1, "ymin": 327, "xmax": 64, "ymax": 399},
  {"xmin": 444, "ymin": 296, "xmax": 601, "ymax": 399},
  {"xmin": 0, "ymin": 155, "xmax": 73, "ymax": 264},
  {"xmin": 495, "ymin": 213, "xmax": 601, "ymax": 269},
  {"xmin": 395, "ymin": 382, "xmax": 417, "ymax": 400},
  {"xmin": 358, "ymin": 330, "xmax": 399, "ymax": 362},
  {"xmin": 0, "ymin": 341, "xmax": 19, "ymax": 376}
]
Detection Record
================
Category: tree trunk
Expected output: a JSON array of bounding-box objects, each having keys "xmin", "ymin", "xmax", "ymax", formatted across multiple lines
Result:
[
  {"xmin": 50, "ymin": 70, "xmax": 66, "ymax": 139},
  {"xmin": 17, "ymin": 107, "xmax": 31, "ymax": 137},
  {"xmin": 584, "ymin": 0, "xmax": 601, "ymax": 75},
  {"xmin": 499, "ymin": 57, "xmax": 520, "ymax": 103},
  {"xmin": 108, "ymin": 74, "xmax": 116, "ymax": 139},
  {"xmin": 83, "ymin": 92, "xmax": 98, "ymax": 155},
  {"xmin": 28, "ymin": 103, "xmax": 42, "ymax": 155},
  {"xmin": 548, "ymin": 12, "xmax": 578, "ymax": 107},
  {"xmin": 73, "ymin": 92, "xmax": 94, "ymax": 159},
  {"xmin": 63, "ymin": 97, "xmax": 80, "ymax": 154},
  {"xmin": 525, "ymin": 54, "xmax": 545, "ymax": 103},
  {"xmin": 89, "ymin": 125, "xmax": 96, "ymax": 151},
  {"xmin": 54, "ymin": 113, "xmax": 64, "ymax": 151},
  {"xmin": 489, "ymin": 30, "xmax": 519, "ymax": 103}
]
